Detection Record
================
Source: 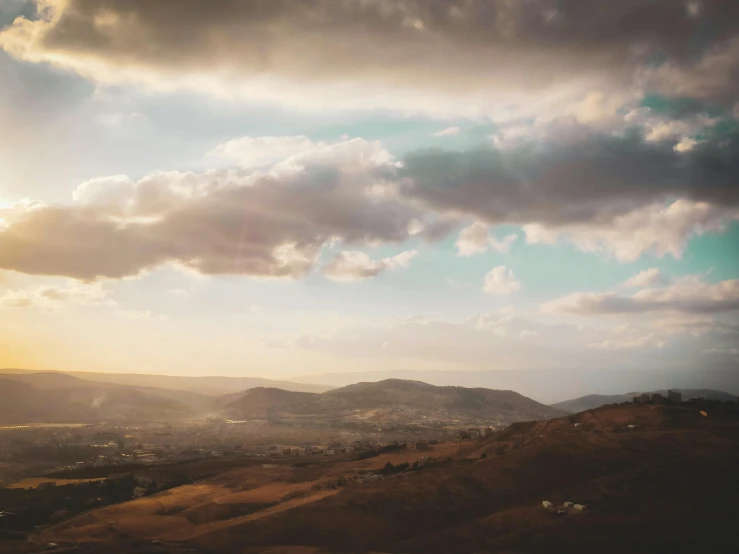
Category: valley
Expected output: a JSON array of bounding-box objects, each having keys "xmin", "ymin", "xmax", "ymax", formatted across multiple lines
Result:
[{"xmin": 1, "ymin": 397, "xmax": 737, "ymax": 553}]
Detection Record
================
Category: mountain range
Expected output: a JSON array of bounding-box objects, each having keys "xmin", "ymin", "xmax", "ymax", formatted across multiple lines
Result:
[
  {"xmin": 0, "ymin": 368, "xmax": 331, "ymax": 395},
  {"xmin": 0, "ymin": 372, "xmax": 564, "ymax": 425},
  {"xmin": 3, "ymin": 369, "xmax": 735, "ymax": 426},
  {"xmin": 292, "ymin": 368, "xmax": 739, "ymax": 404}
]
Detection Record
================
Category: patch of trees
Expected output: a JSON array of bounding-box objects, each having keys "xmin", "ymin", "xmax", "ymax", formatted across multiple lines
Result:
[
  {"xmin": 0, "ymin": 467, "xmax": 196, "ymax": 533},
  {"xmin": 0, "ymin": 475, "xmax": 136, "ymax": 532},
  {"xmin": 46, "ymin": 463, "xmax": 147, "ymax": 479},
  {"xmin": 380, "ymin": 457, "xmax": 436, "ymax": 475}
]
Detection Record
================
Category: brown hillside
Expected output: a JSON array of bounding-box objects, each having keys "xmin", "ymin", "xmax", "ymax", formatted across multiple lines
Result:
[{"xmin": 29, "ymin": 403, "xmax": 739, "ymax": 553}]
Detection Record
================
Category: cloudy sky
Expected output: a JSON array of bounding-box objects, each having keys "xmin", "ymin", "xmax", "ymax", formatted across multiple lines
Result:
[{"xmin": 1, "ymin": 0, "xmax": 738, "ymax": 386}]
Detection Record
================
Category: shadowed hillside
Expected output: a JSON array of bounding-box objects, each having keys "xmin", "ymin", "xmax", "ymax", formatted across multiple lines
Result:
[
  {"xmin": 327, "ymin": 379, "xmax": 566, "ymax": 420},
  {"xmin": 20, "ymin": 402, "xmax": 739, "ymax": 554},
  {"xmin": 220, "ymin": 379, "xmax": 565, "ymax": 424},
  {"xmin": 220, "ymin": 387, "xmax": 347, "ymax": 419},
  {"xmin": 0, "ymin": 377, "xmax": 192, "ymax": 423}
]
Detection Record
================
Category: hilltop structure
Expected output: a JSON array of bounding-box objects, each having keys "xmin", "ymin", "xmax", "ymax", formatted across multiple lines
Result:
[{"xmin": 633, "ymin": 390, "xmax": 682, "ymax": 405}]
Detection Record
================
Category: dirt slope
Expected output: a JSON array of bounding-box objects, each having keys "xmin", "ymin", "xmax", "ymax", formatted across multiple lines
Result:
[{"xmin": 29, "ymin": 403, "xmax": 739, "ymax": 554}]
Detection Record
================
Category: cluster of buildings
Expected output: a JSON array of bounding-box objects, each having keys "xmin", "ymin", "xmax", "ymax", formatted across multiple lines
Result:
[
  {"xmin": 280, "ymin": 445, "xmax": 341, "ymax": 456},
  {"xmin": 633, "ymin": 390, "xmax": 682, "ymax": 405},
  {"xmin": 278, "ymin": 439, "xmax": 437, "ymax": 457},
  {"xmin": 450, "ymin": 427, "xmax": 495, "ymax": 440},
  {"xmin": 543, "ymin": 500, "xmax": 588, "ymax": 513}
]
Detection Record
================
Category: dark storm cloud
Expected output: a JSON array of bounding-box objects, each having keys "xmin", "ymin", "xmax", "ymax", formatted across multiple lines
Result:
[
  {"xmin": 398, "ymin": 126, "xmax": 739, "ymax": 226},
  {"xmin": 3, "ymin": 0, "xmax": 739, "ymax": 108}
]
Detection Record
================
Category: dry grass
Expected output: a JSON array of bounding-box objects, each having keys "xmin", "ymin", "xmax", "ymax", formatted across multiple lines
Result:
[
  {"xmin": 7, "ymin": 477, "xmax": 106, "ymax": 489},
  {"xmin": 27, "ymin": 405, "xmax": 739, "ymax": 554}
]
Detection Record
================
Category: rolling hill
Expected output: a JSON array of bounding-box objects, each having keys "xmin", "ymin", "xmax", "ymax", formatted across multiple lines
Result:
[
  {"xmin": 219, "ymin": 379, "xmax": 566, "ymax": 424},
  {"xmin": 553, "ymin": 388, "xmax": 739, "ymax": 413},
  {"xmin": 0, "ymin": 368, "xmax": 333, "ymax": 395},
  {"xmin": 0, "ymin": 375, "xmax": 562, "ymax": 425},
  {"xmin": 0, "ymin": 376, "xmax": 192, "ymax": 423},
  {"xmin": 326, "ymin": 379, "xmax": 566, "ymax": 421},
  {"xmin": 220, "ymin": 387, "xmax": 347, "ymax": 419}
]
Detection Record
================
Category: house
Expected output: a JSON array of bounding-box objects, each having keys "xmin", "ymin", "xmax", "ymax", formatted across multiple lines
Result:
[
  {"xmin": 574, "ymin": 504, "xmax": 588, "ymax": 511},
  {"xmin": 634, "ymin": 393, "xmax": 652, "ymax": 404},
  {"xmin": 542, "ymin": 501, "xmax": 553, "ymax": 509},
  {"xmin": 468, "ymin": 428, "xmax": 482, "ymax": 439},
  {"xmin": 563, "ymin": 501, "xmax": 574, "ymax": 508}
]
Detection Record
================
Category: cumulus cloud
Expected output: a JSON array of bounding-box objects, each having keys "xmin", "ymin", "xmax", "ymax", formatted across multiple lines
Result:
[
  {"xmin": 543, "ymin": 275, "xmax": 739, "ymax": 316},
  {"xmin": 623, "ymin": 268, "xmax": 670, "ymax": 288},
  {"xmin": 208, "ymin": 135, "xmax": 330, "ymax": 167},
  {"xmin": 489, "ymin": 233, "xmax": 518, "ymax": 253},
  {"xmin": 456, "ymin": 222, "xmax": 517, "ymax": 256},
  {"xmin": 322, "ymin": 250, "xmax": 418, "ymax": 282},
  {"xmin": 456, "ymin": 222, "xmax": 489, "ymax": 256},
  {"xmin": 71, "ymin": 175, "xmax": 136, "ymax": 207},
  {"xmin": 0, "ymin": 138, "xmax": 444, "ymax": 280},
  {"xmin": 523, "ymin": 200, "xmax": 739, "ymax": 262},
  {"xmin": 483, "ymin": 266, "xmax": 521, "ymax": 295},
  {"xmin": 2, "ymin": 124, "xmax": 739, "ymax": 281},
  {"xmin": 3, "ymin": 1, "xmax": 739, "ymax": 116}
]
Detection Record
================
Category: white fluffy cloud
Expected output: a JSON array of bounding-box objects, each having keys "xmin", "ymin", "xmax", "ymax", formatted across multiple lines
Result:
[
  {"xmin": 207, "ymin": 136, "xmax": 331, "ymax": 167},
  {"xmin": 623, "ymin": 268, "xmax": 670, "ymax": 288},
  {"xmin": 322, "ymin": 250, "xmax": 418, "ymax": 282},
  {"xmin": 524, "ymin": 200, "xmax": 739, "ymax": 262},
  {"xmin": 456, "ymin": 222, "xmax": 517, "ymax": 256},
  {"xmin": 2, "ymin": 124, "xmax": 739, "ymax": 282},
  {"xmin": 456, "ymin": 222, "xmax": 489, "ymax": 256},
  {"xmin": 544, "ymin": 275, "xmax": 739, "ymax": 316},
  {"xmin": 0, "ymin": 138, "xmax": 447, "ymax": 280},
  {"xmin": 483, "ymin": 266, "xmax": 521, "ymax": 295}
]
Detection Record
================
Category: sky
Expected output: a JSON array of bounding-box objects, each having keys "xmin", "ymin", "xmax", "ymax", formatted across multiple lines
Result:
[{"xmin": 0, "ymin": 0, "xmax": 738, "ymax": 386}]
